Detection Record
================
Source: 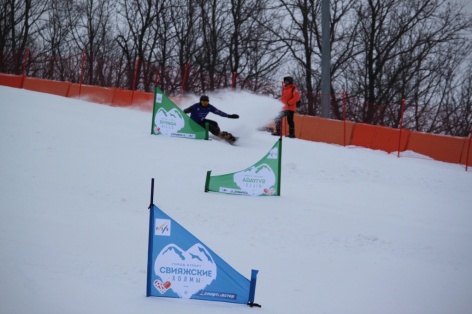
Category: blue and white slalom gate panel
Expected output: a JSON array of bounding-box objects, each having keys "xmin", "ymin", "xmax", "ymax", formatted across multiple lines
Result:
[{"xmin": 146, "ymin": 204, "xmax": 259, "ymax": 305}]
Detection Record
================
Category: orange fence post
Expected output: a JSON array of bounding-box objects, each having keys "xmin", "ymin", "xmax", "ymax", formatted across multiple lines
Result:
[
  {"xmin": 466, "ymin": 130, "xmax": 472, "ymax": 171},
  {"xmin": 232, "ymin": 72, "xmax": 237, "ymax": 89},
  {"xmin": 21, "ymin": 48, "xmax": 29, "ymax": 88},
  {"xmin": 79, "ymin": 50, "xmax": 86, "ymax": 97},
  {"xmin": 397, "ymin": 99, "xmax": 405, "ymax": 158},
  {"xmin": 131, "ymin": 57, "xmax": 140, "ymax": 104},
  {"xmin": 180, "ymin": 62, "xmax": 190, "ymax": 97},
  {"xmin": 342, "ymin": 89, "xmax": 346, "ymax": 146}
]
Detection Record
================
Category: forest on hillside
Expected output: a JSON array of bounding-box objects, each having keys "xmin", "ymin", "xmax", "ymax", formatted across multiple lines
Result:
[{"xmin": 1, "ymin": 0, "xmax": 471, "ymax": 136}]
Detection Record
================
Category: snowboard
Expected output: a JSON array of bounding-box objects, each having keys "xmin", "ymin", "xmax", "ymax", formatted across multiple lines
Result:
[
  {"xmin": 209, "ymin": 134, "xmax": 239, "ymax": 145},
  {"xmin": 228, "ymin": 136, "xmax": 239, "ymax": 145}
]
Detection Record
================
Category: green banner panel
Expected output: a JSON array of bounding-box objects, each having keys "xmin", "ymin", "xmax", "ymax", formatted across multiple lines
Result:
[
  {"xmin": 205, "ymin": 139, "xmax": 282, "ymax": 196},
  {"xmin": 151, "ymin": 87, "xmax": 208, "ymax": 140}
]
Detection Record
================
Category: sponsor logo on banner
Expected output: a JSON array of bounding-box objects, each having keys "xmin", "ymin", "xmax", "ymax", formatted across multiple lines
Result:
[
  {"xmin": 154, "ymin": 243, "xmax": 217, "ymax": 298},
  {"xmin": 170, "ymin": 132, "xmax": 196, "ymax": 139},
  {"xmin": 198, "ymin": 290, "xmax": 237, "ymax": 300},
  {"xmin": 233, "ymin": 163, "xmax": 276, "ymax": 195},
  {"xmin": 267, "ymin": 147, "xmax": 278, "ymax": 159},
  {"xmin": 155, "ymin": 219, "xmax": 171, "ymax": 236},
  {"xmin": 219, "ymin": 187, "xmax": 249, "ymax": 195},
  {"xmin": 154, "ymin": 279, "xmax": 171, "ymax": 294},
  {"xmin": 155, "ymin": 93, "xmax": 163, "ymax": 103},
  {"xmin": 154, "ymin": 108, "xmax": 185, "ymax": 135}
]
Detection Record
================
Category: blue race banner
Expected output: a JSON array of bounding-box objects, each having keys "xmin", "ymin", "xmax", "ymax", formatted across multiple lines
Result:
[{"xmin": 146, "ymin": 204, "xmax": 259, "ymax": 305}]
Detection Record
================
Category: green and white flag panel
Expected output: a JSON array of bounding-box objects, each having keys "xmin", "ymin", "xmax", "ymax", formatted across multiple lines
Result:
[
  {"xmin": 205, "ymin": 139, "xmax": 282, "ymax": 196},
  {"xmin": 151, "ymin": 87, "xmax": 208, "ymax": 140}
]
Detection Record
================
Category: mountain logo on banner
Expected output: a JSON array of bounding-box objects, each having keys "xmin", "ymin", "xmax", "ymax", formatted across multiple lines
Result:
[
  {"xmin": 151, "ymin": 86, "xmax": 208, "ymax": 140},
  {"xmin": 205, "ymin": 139, "xmax": 282, "ymax": 196},
  {"xmin": 154, "ymin": 243, "xmax": 217, "ymax": 298},
  {"xmin": 153, "ymin": 108, "xmax": 186, "ymax": 136},
  {"xmin": 233, "ymin": 164, "xmax": 276, "ymax": 195},
  {"xmin": 146, "ymin": 204, "xmax": 260, "ymax": 306}
]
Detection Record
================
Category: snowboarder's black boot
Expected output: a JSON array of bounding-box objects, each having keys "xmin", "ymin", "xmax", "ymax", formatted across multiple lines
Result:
[{"xmin": 220, "ymin": 131, "xmax": 237, "ymax": 144}]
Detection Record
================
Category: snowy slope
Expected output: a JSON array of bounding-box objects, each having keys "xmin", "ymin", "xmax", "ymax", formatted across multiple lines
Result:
[{"xmin": 1, "ymin": 86, "xmax": 471, "ymax": 314}]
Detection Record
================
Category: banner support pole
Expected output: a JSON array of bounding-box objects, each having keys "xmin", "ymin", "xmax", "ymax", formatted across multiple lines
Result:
[
  {"xmin": 146, "ymin": 178, "xmax": 156, "ymax": 296},
  {"xmin": 247, "ymin": 269, "xmax": 261, "ymax": 307},
  {"xmin": 204, "ymin": 171, "xmax": 211, "ymax": 192},
  {"xmin": 149, "ymin": 178, "xmax": 154, "ymax": 209}
]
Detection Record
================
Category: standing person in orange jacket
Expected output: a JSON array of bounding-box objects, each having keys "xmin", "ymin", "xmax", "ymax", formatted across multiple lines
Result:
[{"xmin": 272, "ymin": 76, "xmax": 300, "ymax": 138}]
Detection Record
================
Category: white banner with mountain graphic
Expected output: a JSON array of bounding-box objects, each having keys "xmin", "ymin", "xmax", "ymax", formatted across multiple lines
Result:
[
  {"xmin": 146, "ymin": 204, "xmax": 259, "ymax": 305},
  {"xmin": 205, "ymin": 139, "xmax": 282, "ymax": 196},
  {"xmin": 151, "ymin": 87, "xmax": 208, "ymax": 139}
]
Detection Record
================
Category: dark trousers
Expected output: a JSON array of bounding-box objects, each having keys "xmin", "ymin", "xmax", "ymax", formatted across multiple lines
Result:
[
  {"xmin": 201, "ymin": 119, "xmax": 220, "ymax": 136},
  {"xmin": 275, "ymin": 110, "xmax": 295, "ymax": 135}
]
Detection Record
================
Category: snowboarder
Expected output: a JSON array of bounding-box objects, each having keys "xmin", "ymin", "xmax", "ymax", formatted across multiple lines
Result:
[{"xmin": 183, "ymin": 95, "xmax": 239, "ymax": 144}]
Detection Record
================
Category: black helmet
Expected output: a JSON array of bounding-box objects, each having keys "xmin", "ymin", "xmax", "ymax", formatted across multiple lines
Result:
[
  {"xmin": 200, "ymin": 95, "xmax": 209, "ymax": 102},
  {"xmin": 283, "ymin": 76, "xmax": 294, "ymax": 84}
]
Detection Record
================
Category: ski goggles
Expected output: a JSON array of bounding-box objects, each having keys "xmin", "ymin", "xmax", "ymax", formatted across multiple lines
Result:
[{"xmin": 201, "ymin": 101, "xmax": 209, "ymax": 105}]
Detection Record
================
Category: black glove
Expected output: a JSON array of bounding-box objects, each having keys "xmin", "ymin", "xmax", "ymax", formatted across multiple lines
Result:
[{"xmin": 228, "ymin": 114, "xmax": 239, "ymax": 119}]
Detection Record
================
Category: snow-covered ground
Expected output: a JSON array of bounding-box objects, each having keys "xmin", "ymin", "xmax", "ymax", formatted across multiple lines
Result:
[{"xmin": 1, "ymin": 86, "xmax": 471, "ymax": 314}]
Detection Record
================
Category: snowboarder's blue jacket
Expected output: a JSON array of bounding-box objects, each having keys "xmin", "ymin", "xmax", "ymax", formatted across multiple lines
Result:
[{"xmin": 183, "ymin": 102, "xmax": 229, "ymax": 124}]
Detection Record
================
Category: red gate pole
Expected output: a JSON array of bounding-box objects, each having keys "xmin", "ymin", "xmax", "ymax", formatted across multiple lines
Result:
[
  {"xmin": 342, "ymin": 88, "xmax": 347, "ymax": 146},
  {"xmin": 232, "ymin": 72, "xmax": 237, "ymax": 89},
  {"xmin": 21, "ymin": 48, "xmax": 30, "ymax": 88},
  {"xmin": 79, "ymin": 50, "xmax": 86, "ymax": 97},
  {"xmin": 132, "ymin": 57, "xmax": 140, "ymax": 91},
  {"xmin": 466, "ymin": 130, "xmax": 472, "ymax": 172},
  {"xmin": 131, "ymin": 57, "xmax": 140, "ymax": 105},
  {"xmin": 397, "ymin": 99, "xmax": 405, "ymax": 158},
  {"xmin": 180, "ymin": 62, "xmax": 190, "ymax": 97}
]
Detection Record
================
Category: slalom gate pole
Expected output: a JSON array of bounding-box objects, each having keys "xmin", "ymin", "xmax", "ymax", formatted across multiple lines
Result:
[
  {"xmin": 146, "ymin": 178, "xmax": 156, "ymax": 296},
  {"xmin": 342, "ymin": 89, "xmax": 347, "ymax": 146},
  {"xmin": 204, "ymin": 171, "xmax": 212, "ymax": 192},
  {"xmin": 277, "ymin": 138, "xmax": 282, "ymax": 195},
  {"xmin": 180, "ymin": 62, "xmax": 190, "ymax": 97},
  {"xmin": 466, "ymin": 130, "xmax": 472, "ymax": 172},
  {"xmin": 131, "ymin": 57, "xmax": 140, "ymax": 104},
  {"xmin": 397, "ymin": 99, "xmax": 405, "ymax": 158},
  {"xmin": 79, "ymin": 50, "xmax": 85, "ymax": 97},
  {"xmin": 149, "ymin": 178, "xmax": 154, "ymax": 209},
  {"xmin": 21, "ymin": 48, "xmax": 29, "ymax": 88},
  {"xmin": 232, "ymin": 72, "xmax": 237, "ymax": 89},
  {"xmin": 247, "ymin": 269, "xmax": 261, "ymax": 308}
]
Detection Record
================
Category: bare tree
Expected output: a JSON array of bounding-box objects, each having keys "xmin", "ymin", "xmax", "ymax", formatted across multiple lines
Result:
[
  {"xmin": 0, "ymin": 0, "xmax": 49, "ymax": 73},
  {"xmin": 34, "ymin": 0, "xmax": 78, "ymax": 81},
  {"xmin": 68, "ymin": 0, "xmax": 116, "ymax": 86},
  {"xmin": 227, "ymin": 0, "xmax": 285, "ymax": 94},
  {"xmin": 168, "ymin": 0, "xmax": 200, "ymax": 94},
  {"xmin": 193, "ymin": 0, "xmax": 232, "ymax": 91},
  {"xmin": 347, "ymin": 0, "xmax": 472, "ymax": 127},
  {"xmin": 116, "ymin": 0, "xmax": 173, "ymax": 91}
]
